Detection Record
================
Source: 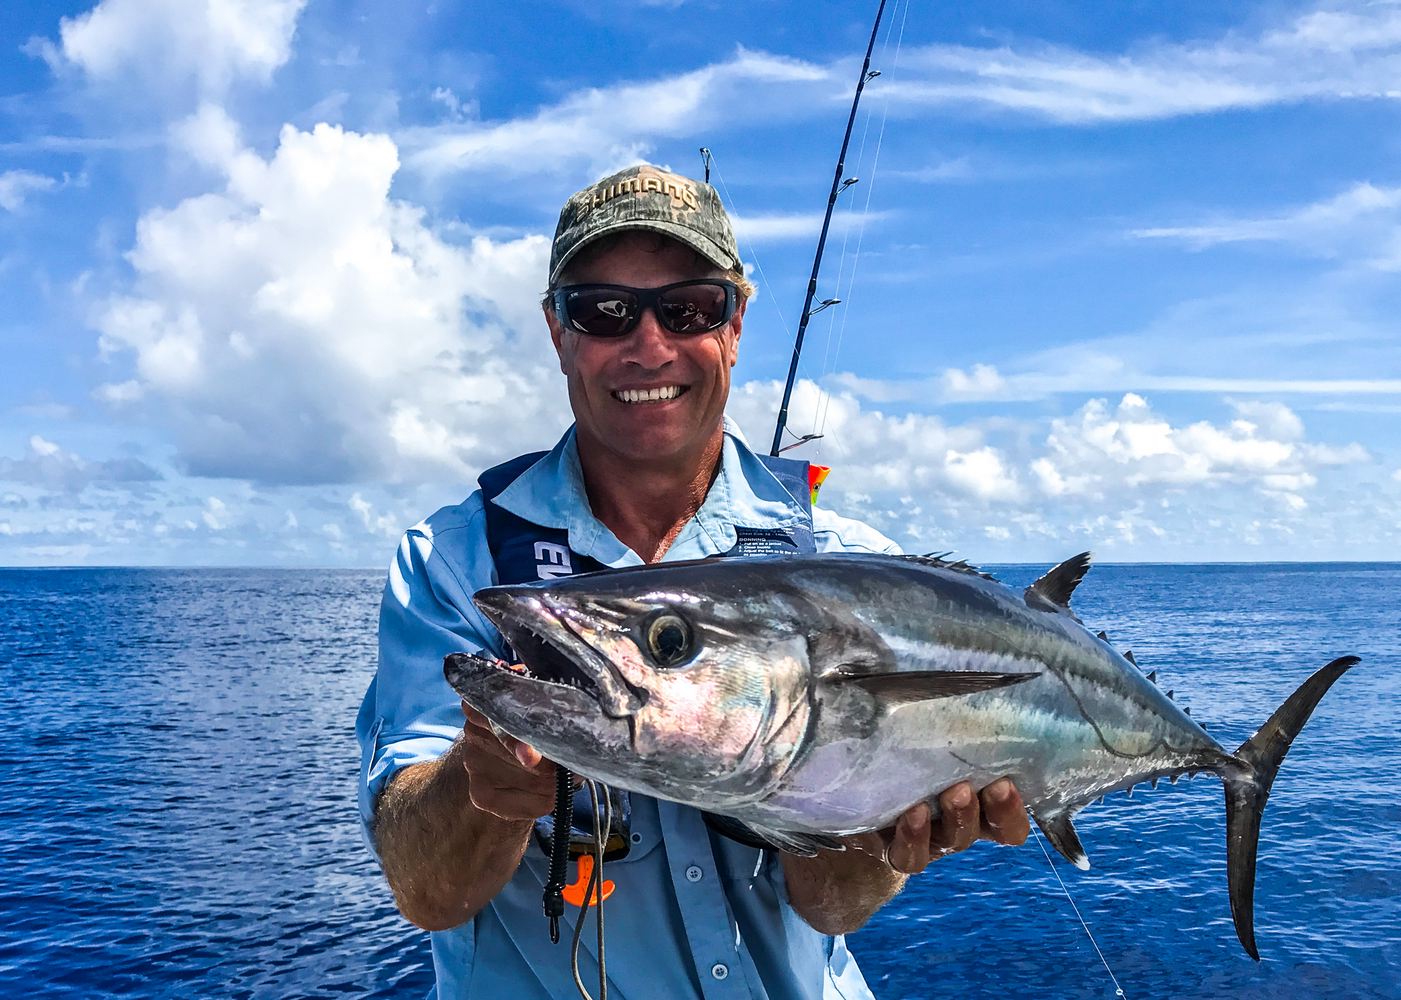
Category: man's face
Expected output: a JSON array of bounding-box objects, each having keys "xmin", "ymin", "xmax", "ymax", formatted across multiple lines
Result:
[{"xmin": 547, "ymin": 232, "xmax": 744, "ymax": 467}]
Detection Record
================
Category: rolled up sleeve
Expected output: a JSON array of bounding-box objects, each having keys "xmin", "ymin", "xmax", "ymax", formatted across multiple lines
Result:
[{"xmin": 355, "ymin": 499, "xmax": 500, "ymax": 853}]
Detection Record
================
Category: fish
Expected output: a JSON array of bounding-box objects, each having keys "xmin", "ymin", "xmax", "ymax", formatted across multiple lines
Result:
[{"xmin": 443, "ymin": 551, "xmax": 1359, "ymax": 959}]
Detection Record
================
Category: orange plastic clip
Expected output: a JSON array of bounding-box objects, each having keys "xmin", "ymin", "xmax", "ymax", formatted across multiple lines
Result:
[{"xmin": 562, "ymin": 854, "xmax": 615, "ymax": 908}]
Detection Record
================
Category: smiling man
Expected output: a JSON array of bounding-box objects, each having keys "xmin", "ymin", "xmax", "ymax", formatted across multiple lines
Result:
[{"xmin": 356, "ymin": 165, "xmax": 1029, "ymax": 999}]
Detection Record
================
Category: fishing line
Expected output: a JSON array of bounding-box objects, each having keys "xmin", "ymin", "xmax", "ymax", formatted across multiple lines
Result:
[
  {"xmin": 707, "ymin": 153, "xmax": 796, "ymax": 349},
  {"xmin": 812, "ymin": 0, "xmax": 912, "ymax": 451},
  {"xmin": 570, "ymin": 778, "xmax": 612, "ymax": 1000},
  {"xmin": 1030, "ymin": 822, "xmax": 1127, "ymax": 999}
]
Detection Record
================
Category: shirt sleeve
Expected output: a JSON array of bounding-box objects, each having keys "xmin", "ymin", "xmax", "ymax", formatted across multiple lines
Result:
[
  {"xmin": 811, "ymin": 506, "xmax": 904, "ymax": 555},
  {"xmin": 354, "ymin": 495, "xmax": 501, "ymax": 853}
]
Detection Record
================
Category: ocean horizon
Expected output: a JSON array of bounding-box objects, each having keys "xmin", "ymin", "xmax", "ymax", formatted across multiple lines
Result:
[{"xmin": 2, "ymin": 562, "xmax": 1397, "ymax": 999}]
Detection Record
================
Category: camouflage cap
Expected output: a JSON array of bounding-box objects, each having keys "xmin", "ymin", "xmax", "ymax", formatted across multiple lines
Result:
[{"xmin": 549, "ymin": 165, "xmax": 741, "ymax": 285}]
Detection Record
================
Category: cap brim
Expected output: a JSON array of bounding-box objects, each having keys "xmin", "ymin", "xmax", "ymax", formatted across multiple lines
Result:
[{"xmin": 550, "ymin": 219, "xmax": 739, "ymax": 285}]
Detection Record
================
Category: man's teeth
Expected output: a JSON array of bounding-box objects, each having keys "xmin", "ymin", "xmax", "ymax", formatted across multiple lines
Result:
[{"xmin": 614, "ymin": 386, "xmax": 684, "ymax": 404}]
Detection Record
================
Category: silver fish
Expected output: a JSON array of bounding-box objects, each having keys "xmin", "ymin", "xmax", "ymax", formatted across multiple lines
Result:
[{"xmin": 444, "ymin": 552, "xmax": 1358, "ymax": 959}]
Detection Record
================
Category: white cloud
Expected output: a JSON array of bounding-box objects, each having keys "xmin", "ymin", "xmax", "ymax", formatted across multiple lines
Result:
[
  {"xmin": 401, "ymin": 47, "xmax": 832, "ymax": 178},
  {"xmin": 732, "ymin": 210, "xmax": 890, "ymax": 245},
  {"xmin": 349, "ymin": 492, "xmax": 401, "ymax": 537},
  {"xmin": 202, "ymin": 495, "xmax": 227, "ymax": 530},
  {"xmin": 727, "ymin": 378, "xmax": 1023, "ymax": 504},
  {"xmin": 834, "ymin": 363, "xmax": 1401, "ymax": 405},
  {"xmin": 0, "ymin": 170, "xmax": 58, "ymax": 212},
  {"xmin": 94, "ymin": 379, "xmax": 144, "ymax": 404},
  {"xmin": 48, "ymin": 0, "xmax": 307, "ymax": 97},
  {"xmin": 95, "ymin": 114, "xmax": 569, "ymax": 485},
  {"xmin": 889, "ymin": 4, "xmax": 1401, "ymax": 124},
  {"xmin": 1031, "ymin": 394, "xmax": 1366, "ymax": 499},
  {"xmin": 0, "ymin": 436, "xmax": 162, "ymax": 492},
  {"xmin": 1132, "ymin": 182, "xmax": 1401, "ymax": 270}
]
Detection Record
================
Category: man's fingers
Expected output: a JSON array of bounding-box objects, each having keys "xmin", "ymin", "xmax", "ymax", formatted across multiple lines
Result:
[
  {"xmin": 979, "ymin": 777, "xmax": 1030, "ymax": 846},
  {"xmin": 886, "ymin": 802, "xmax": 932, "ymax": 873},
  {"xmin": 933, "ymin": 782, "xmax": 980, "ymax": 856},
  {"xmin": 462, "ymin": 702, "xmax": 543, "ymax": 768}
]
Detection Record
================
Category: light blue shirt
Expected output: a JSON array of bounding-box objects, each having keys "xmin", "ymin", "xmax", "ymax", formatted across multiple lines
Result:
[{"xmin": 357, "ymin": 423, "xmax": 900, "ymax": 1000}]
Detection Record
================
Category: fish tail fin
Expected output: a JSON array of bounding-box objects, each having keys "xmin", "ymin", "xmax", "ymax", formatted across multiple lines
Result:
[{"xmin": 1222, "ymin": 654, "xmax": 1360, "ymax": 960}]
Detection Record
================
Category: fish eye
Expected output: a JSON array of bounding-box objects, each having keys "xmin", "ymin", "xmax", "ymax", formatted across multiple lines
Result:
[{"xmin": 643, "ymin": 611, "xmax": 696, "ymax": 668}]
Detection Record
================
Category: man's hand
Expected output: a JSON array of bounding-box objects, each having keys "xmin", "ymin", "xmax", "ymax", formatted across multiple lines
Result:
[
  {"xmin": 459, "ymin": 703, "xmax": 568, "ymax": 821},
  {"xmin": 781, "ymin": 777, "xmax": 1029, "ymax": 935},
  {"xmin": 852, "ymin": 777, "xmax": 1030, "ymax": 875},
  {"xmin": 373, "ymin": 696, "xmax": 568, "ymax": 931}
]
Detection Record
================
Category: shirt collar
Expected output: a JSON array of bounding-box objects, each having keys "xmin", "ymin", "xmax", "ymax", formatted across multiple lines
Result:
[{"xmin": 489, "ymin": 418, "xmax": 807, "ymax": 562}]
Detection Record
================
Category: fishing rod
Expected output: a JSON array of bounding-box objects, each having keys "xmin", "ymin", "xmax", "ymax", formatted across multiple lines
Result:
[{"xmin": 770, "ymin": 0, "xmax": 889, "ymax": 457}]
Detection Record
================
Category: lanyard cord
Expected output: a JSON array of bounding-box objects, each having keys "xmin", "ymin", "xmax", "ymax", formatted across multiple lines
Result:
[{"xmin": 544, "ymin": 766, "xmax": 575, "ymax": 944}]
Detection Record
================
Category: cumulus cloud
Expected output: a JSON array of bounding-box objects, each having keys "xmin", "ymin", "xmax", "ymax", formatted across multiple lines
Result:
[
  {"xmin": 890, "ymin": 4, "xmax": 1401, "ymax": 123},
  {"xmin": 349, "ymin": 492, "xmax": 402, "ymax": 537},
  {"xmin": 95, "ymin": 114, "xmax": 569, "ymax": 485},
  {"xmin": 727, "ymin": 378, "xmax": 1023, "ymax": 504},
  {"xmin": 201, "ymin": 495, "xmax": 227, "ymax": 530},
  {"xmin": 0, "ymin": 170, "xmax": 58, "ymax": 212},
  {"xmin": 720, "ymin": 381, "xmax": 1376, "ymax": 555},
  {"xmin": 1031, "ymin": 394, "xmax": 1365, "ymax": 505},
  {"xmin": 43, "ymin": 0, "xmax": 307, "ymax": 97},
  {"xmin": 0, "ymin": 436, "xmax": 162, "ymax": 492}
]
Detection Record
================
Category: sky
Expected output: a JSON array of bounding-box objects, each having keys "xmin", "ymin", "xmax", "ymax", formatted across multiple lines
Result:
[{"xmin": 2, "ymin": 0, "xmax": 1399, "ymax": 567}]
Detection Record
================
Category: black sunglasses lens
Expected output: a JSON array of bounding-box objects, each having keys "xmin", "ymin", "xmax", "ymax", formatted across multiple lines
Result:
[
  {"xmin": 657, "ymin": 283, "xmax": 730, "ymax": 333},
  {"xmin": 564, "ymin": 288, "xmax": 640, "ymax": 336}
]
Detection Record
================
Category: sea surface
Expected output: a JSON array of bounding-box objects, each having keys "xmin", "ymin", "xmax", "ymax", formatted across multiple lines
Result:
[{"xmin": 0, "ymin": 563, "xmax": 1397, "ymax": 1000}]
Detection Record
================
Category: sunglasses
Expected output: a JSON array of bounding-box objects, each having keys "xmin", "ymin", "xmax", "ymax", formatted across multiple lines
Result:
[{"xmin": 552, "ymin": 279, "xmax": 738, "ymax": 338}]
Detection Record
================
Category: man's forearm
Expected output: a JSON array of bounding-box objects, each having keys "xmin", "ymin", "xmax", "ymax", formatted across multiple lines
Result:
[
  {"xmin": 780, "ymin": 849, "xmax": 906, "ymax": 936},
  {"xmin": 373, "ymin": 739, "xmax": 533, "ymax": 931}
]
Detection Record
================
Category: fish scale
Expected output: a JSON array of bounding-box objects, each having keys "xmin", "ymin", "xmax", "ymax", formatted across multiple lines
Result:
[{"xmin": 445, "ymin": 551, "xmax": 1360, "ymax": 960}]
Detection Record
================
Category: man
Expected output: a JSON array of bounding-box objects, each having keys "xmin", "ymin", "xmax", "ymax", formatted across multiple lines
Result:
[{"xmin": 356, "ymin": 164, "xmax": 1029, "ymax": 999}]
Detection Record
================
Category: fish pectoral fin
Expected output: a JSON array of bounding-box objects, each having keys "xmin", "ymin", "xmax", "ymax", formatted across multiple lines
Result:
[
  {"xmin": 1031, "ymin": 809, "xmax": 1091, "ymax": 871},
  {"xmin": 834, "ymin": 668, "xmax": 1038, "ymax": 703}
]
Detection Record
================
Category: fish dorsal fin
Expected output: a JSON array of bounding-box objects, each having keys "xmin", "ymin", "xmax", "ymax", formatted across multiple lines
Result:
[
  {"xmin": 1025, "ymin": 552, "xmax": 1092, "ymax": 612},
  {"xmin": 834, "ymin": 668, "xmax": 1036, "ymax": 704},
  {"xmin": 898, "ymin": 553, "xmax": 999, "ymax": 583},
  {"xmin": 1032, "ymin": 809, "xmax": 1091, "ymax": 870}
]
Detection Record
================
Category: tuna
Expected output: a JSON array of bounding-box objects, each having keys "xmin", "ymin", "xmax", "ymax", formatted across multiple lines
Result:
[{"xmin": 443, "ymin": 552, "xmax": 1358, "ymax": 958}]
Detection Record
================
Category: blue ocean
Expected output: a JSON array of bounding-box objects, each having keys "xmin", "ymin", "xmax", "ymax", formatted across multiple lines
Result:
[{"xmin": 1, "ymin": 563, "xmax": 1397, "ymax": 999}]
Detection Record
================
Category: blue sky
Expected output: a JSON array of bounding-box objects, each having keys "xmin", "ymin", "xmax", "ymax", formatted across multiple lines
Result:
[{"xmin": 2, "ymin": 0, "xmax": 1399, "ymax": 567}]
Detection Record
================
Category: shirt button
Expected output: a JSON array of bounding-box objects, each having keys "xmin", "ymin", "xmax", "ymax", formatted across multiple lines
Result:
[
  {"xmin": 630, "ymin": 832, "xmax": 642, "ymax": 844},
  {"xmin": 711, "ymin": 963, "xmax": 729, "ymax": 981},
  {"xmin": 685, "ymin": 865, "xmax": 703, "ymax": 883}
]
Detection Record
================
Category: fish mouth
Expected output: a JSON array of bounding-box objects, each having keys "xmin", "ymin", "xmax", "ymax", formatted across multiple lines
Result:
[{"xmin": 473, "ymin": 586, "xmax": 646, "ymax": 719}]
